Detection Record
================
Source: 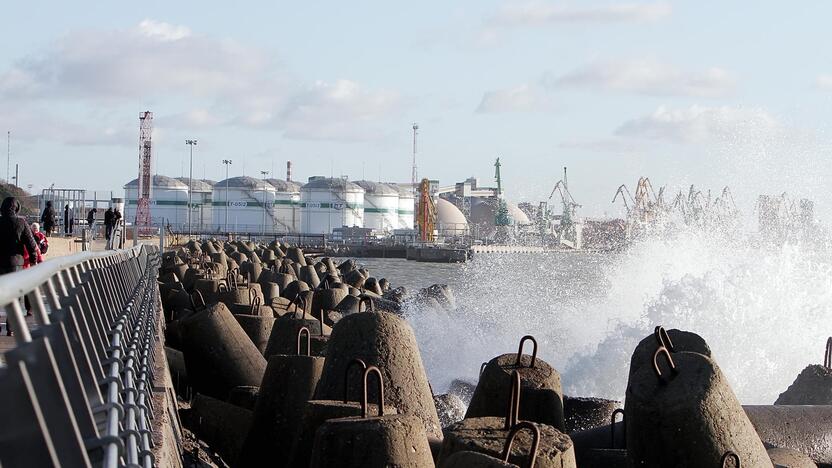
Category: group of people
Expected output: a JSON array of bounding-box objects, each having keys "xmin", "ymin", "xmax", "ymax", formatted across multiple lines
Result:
[
  {"xmin": 41, "ymin": 201, "xmax": 122, "ymax": 240},
  {"xmin": 0, "ymin": 197, "xmax": 49, "ymax": 335}
]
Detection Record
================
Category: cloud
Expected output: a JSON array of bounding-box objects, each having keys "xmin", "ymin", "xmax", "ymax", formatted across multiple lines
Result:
[
  {"xmin": 476, "ymin": 84, "xmax": 554, "ymax": 113},
  {"xmin": 615, "ymin": 105, "xmax": 781, "ymax": 144},
  {"xmin": 280, "ymin": 80, "xmax": 402, "ymax": 141},
  {"xmin": 551, "ymin": 59, "xmax": 736, "ymax": 97},
  {"xmin": 558, "ymin": 138, "xmax": 641, "ymax": 153},
  {"xmin": 0, "ymin": 20, "xmax": 402, "ymax": 144},
  {"xmin": 816, "ymin": 74, "xmax": 832, "ymax": 90},
  {"xmin": 490, "ymin": 2, "xmax": 671, "ymax": 27}
]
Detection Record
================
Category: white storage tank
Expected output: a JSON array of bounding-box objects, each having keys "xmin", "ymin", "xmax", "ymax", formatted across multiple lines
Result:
[
  {"xmin": 392, "ymin": 184, "xmax": 415, "ymax": 230},
  {"xmin": 300, "ymin": 177, "xmax": 364, "ymax": 234},
  {"xmin": 354, "ymin": 180, "xmax": 399, "ymax": 234},
  {"xmin": 212, "ymin": 176, "xmax": 276, "ymax": 232},
  {"xmin": 266, "ymin": 178, "xmax": 302, "ymax": 233},
  {"xmin": 176, "ymin": 177, "xmax": 214, "ymax": 230},
  {"xmin": 124, "ymin": 175, "xmax": 189, "ymax": 228},
  {"xmin": 436, "ymin": 198, "xmax": 468, "ymax": 237}
]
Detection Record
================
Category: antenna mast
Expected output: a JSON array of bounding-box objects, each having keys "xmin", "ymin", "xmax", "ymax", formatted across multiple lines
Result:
[
  {"xmin": 135, "ymin": 111, "xmax": 153, "ymax": 228},
  {"xmin": 411, "ymin": 123, "xmax": 419, "ymax": 196}
]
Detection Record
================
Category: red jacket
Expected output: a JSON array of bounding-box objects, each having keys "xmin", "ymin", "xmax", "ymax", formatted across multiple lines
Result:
[{"xmin": 24, "ymin": 230, "xmax": 47, "ymax": 268}]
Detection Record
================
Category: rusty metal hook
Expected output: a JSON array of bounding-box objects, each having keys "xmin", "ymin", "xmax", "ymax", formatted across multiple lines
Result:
[
  {"xmin": 825, "ymin": 337, "xmax": 832, "ymax": 369},
  {"xmin": 248, "ymin": 287, "xmax": 258, "ymax": 304},
  {"xmin": 189, "ymin": 290, "xmax": 206, "ymax": 312},
  {"xmin": 318, "ymin": 309, "xmax": 328, "ymax": 337},
  {"xmin": 343, "ymin": 358, "xmax": 367, "ymax": 403},
  {"xmin": 504, "ymin": 370, "xmax": 521, "ymax": 429},
  {"xmin": 296, "ymin": 326, "xmax": 310, "ymax": 356},
  {"xmin": 652, "ymin": 346, "xmax": 677, "ymax": 380},
  {"xmin": 611, "ymin": 408, "xmax": 625, "ymax": 449},
  {"xmin": 218, "ymin": 283, "xmax": 228, "ymax": 293},
  {"xmin": 361, "ymin": 365, "xmax": 384, "ymax": 418},
  {"xmin": 249, "ymin": 295, "xmax": 261, "ymax": 315},
  {"xmin": 721, "ymin": 451, "xmax": 740, "ymax": 468},
  {"xmin": 654, "ymin": 326, "xmax": 675, "ymax": 352},
  {"xmin": 480, "ymin": 362, "xmax": 488, "ymax": 376},
  {"xmin": 292, "ymin": 292, "xmax": 308, "ymax": 319},
  {"xmin": 501, "ymin": 421, "xmax": 540, "ymax": 468},
  {"xmin": 515, "ymin": 335, "xmax": 537, "ymax": 368},
  {"xmin": 359, "ymin": 296, "xmax": 375, "ymax": 312}
]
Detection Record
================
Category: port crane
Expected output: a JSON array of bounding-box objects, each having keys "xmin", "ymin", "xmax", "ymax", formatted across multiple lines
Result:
[
  {"xmin": 543, "ymin": 167, "xmax": 582, "ymax": 248},
  {"xmin": 417, "ymin": 178, "xmax": 436, "ymax": 242}
]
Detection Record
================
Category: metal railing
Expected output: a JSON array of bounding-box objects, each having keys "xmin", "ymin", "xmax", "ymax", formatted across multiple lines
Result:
[{"xmin": 0, "ymin": 244, "xmax": 162, "ymax": 467}]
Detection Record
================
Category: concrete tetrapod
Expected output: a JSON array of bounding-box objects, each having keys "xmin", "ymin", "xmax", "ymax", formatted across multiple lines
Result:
[
  {"xmin": 239, "ymin": 327, "xmax": 326, "ymax": 468},
  {"xmin": 466, "ymin": 336, "xmax": 565, "ymax": 431},
  {"xmin": 563, "ymin": 396, "xmax": 620, "ymax": 433},
  {"xmin": 625, "ymin": 336, "xmax": 771, "ymax": 467},
  {"xmin": 310, "ymin": 366, "xmax": 434, "ymax": 468},
  {"xmin": 286, "ymin": 358, "xmax": 398, "ymax": 468},
  {"xmin": 233, "ymin": 313, "xmax": 277, "ymax": 355},
  {"xmin": 766, "ymin": 447, "xmax": 818, "ymax": 468},
  {"xmin": 442, "ymin": 422, "xmax": 543, "ymax": 468},
  {"xmin": 775, "ymin": 364, "xmax": 832, "ymax": 405},
  {"xmin": 440, "ymin": 371, "xmax": 576, "ymax": 468},
  {"xmin": 264, "ymin": 310, "xmax": 331, "ymax": 358},
  {"xmin": 743, "ymin": 405, "xmax": 832, "ymax": 465},
  {"xmin": 178, "ymin": 302, "xmax": 267, "ymax": 400},
  {"xmin": 314, "ymin": 310, "xmax": 442, "ymax": 439},
  {"xmin": 186, "ymin": 394, "xmax": 253, "ymax": 466}
]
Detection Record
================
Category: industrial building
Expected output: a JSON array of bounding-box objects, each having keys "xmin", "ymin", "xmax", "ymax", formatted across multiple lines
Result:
[
  {"xmin": 212, "ymin": 176, "xmax": 276, "ymax": 232},
  {"xmin": 124, "ymin": 175, "xmax": 190, "ymax": 228},
  {"xmin": 300, "ymin": 177, "xmax": 365, "ymax": 235}
]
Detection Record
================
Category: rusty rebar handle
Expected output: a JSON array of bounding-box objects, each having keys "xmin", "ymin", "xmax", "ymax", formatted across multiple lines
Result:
[
  {"xmin": 501, "ymin": 421, "xmax": 540, "ymax": 468},
  {"xmin": 504, "ymin": 370, "xmax": 521, "ymax": 429},
  {"xmin": 250, "ymin": 296, "xmax": 261, "ymax": 315},
  {"xmin": 248, "ymin": 287, "xmax": 258, "ymax": 305},
  {"xmin": 190, "ymin": 290, "xmax": 206, "ymax": 312},
  {"xmin": 343, "ymin": 358, "xmax": 367, "ymax": 403},
  {"xmin": 292, "ymin": 292, "xmax": 308, "ymax": 319},
  {"xmin": 515, "ymin": 335, "xmax": 537, "ymax": 368},
  {"xmin": 721, "ymin": 451, "xmax": 740, "ymax": 468},
  {"xmin": 825, "ymin": 337, "xmax": 832, "ymax": 369},
  {"xmin": 296, "ymin": 326, "xmax": 311, "ymax": 356},
  {"xmin": 218, "ymin": 283, "xmax": 228, "ymax": 293},
  {"xmin": 652, "ymin": 346, "xmax": 677, "ymax": 380},
  {"xmin": 610, "ymin": 408, "xmax": 625, "ymax": 449},
  {"xmin": 361, "ymin": 365, "xmax": 385, "ymax": 419},
  {"xmin": 654, "ymin": 325, "xmax": 675, "ymax": 352},
  {"xmin": 359, "ymin": 296, "xmax": 375, "ymax": 312},
  {"xmin": 480, "ymin": 362, "xmax": 488, "ymax": 376},
  {"xmin": 318, "ymin": 309, "xmax": 327, "ymax": 337}
]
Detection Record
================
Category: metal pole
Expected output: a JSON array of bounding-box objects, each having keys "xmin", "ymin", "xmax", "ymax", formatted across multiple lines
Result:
[
  {"xmin": 260, "ymin": 170, "xmax": 269, "ymax": 237},
  {"xmin": 223, "ymin": 159, "xmax": 232, "ymax": 234},
  {"xmin": 186, "ymin": 139, "xmax": 197, "ymax": 238}
]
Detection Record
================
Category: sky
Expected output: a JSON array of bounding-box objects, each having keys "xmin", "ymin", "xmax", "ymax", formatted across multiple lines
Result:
[{"xmin": 2, "ymin": 1, "xmax": 832, "ymax": 220}]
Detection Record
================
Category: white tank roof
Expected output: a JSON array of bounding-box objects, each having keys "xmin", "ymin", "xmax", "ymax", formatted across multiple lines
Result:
[
  {"xmin": 124, "ymin": 175, "xmax": 188, "ymax": 189},
  {"xmin": 354, "ymin": 180, "xmax": 399, "ymax": 196},
  {"xmin": 266, "ymin": 178, "xmax": 302, "ymax": 193},
  {"xmin": 389, "ymin": 183, "xmax": 415, "ymax": 198},
  {"xmin": 175, "ymin": 177, "xmax": 213, "ymax": 192},
  {"xmin": 215, "ymin": 176, "xmax": 276, "ymax": 190},
  {"xmin": 436, "ymin": 198, "xmax": 467, "ymax": 226},
  {"xmin": 302, "ymin": 177, "xmax": 363, "ymax": 192}
]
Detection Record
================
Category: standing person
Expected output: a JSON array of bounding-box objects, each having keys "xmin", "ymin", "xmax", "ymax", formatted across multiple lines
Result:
[
  {"xmin": 113, "ymin": 207, "xmax": 123, "ymax": 248},
  {"xmin": 87, "ymin": 208, "xmax": 97, "ymax": 239},
  {"xmin": 0, "ymin": 197, "xmax": 41, "ymax": 335},
  {"xmin": 63, "ymin": 203, "xmax": 73, "ymax": 236},
  {"xmin": 40, "ymin": 200, "xmax": 57, "ymax": 237},
  {"xmin": 104, "ymin": 206, "xmax": 114, "ymax": 240},
  {"xmin": 22, "ymin": 223, "xmax": 48, "ymax": 317}
]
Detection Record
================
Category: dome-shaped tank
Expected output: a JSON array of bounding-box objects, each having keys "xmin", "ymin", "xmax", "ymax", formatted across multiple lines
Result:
[
  {"xmin": 212, "ymin": 176, "xmax": 276, "ymax": 232},
  {"xmin": 266, "ymin": 179, "xmax": 302, "ymax": 232},
  {"xmin": 469, "ymin": 198, "xmax": 530, "ymax": 238},
  {"xmin": 436, "ymin": 198, "xmax": 467, "ymax": 237},
  {"xmin": 392, "ymin": 184, "xmax": 415, "ymax": 230},
  {"xmin": 124, "ymin": 175, "xmax": 189, "ymax": 228},
  {"xmin": 300, "ymin": 177, "xmax": 364, "ymax": 234},
  {"xmin": 354, "ymin": 180, "xmax": 399, "ymax": 234},
  {"xmin": 176, "ymin": 177, "xmax": 214, "ymax": 229}
]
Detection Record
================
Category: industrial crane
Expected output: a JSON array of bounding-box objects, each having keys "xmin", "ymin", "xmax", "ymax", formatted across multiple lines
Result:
[{"xmin": 417, "ymin": 178, "xmax": 436, "ymax": 242}]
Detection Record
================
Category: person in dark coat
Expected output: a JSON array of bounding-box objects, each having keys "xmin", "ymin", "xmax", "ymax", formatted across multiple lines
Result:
[
  {"xmin": 104, "ymin": 207, "xmax": 114, "ymax": 240},
  {"xmin": 87, "ymin": 208, "xmax": 98, "ymax": 239},
  {"xmin": 40, "ymin": 200, "xmax": 57, "ymax": 237},
  {"xmin": 0, "ymin": 197, "xmax": 41, "ymax": 335},
  {"xmin": 63, "ymin": 203, "xmax": 73, "ymax": 236}
]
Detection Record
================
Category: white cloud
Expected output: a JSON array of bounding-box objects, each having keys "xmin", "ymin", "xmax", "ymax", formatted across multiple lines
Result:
[
  {"xmin": 137, "ymin": 19, "xmax": 191, "ymax": 41},
  {"xmin": 476, "ymin": 84, "xmax": 554, "ymax": 113},
  {"xmin": 490, "ymin": 2, "xmax": 671, "ymax": 27},
  {"xmin": 558, "ymin": 138, "xmax": 641, "ymax": 153},
  {"xmin": 615, "ymin": 105, "xmax": 781, "ymax": 143},
  {"xmin": 816, "ymin": 74, "xmax": 832, "ymax": 90},
  {"xmin": 551, "ymin": 59, "xmax": 736, "ymax": 98}
]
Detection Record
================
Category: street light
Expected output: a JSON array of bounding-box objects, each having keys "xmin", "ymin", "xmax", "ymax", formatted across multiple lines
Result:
[
  {"xmin": 223, "ymin": 159, "xmax": 232, "ymax": 233},
  {"xmin": 185, "ymin": 139, "xmax": 198, "ymax": 238},
  {"xmin": 260, "ymin": 170, "xmax": 269, "ymax": 237}
]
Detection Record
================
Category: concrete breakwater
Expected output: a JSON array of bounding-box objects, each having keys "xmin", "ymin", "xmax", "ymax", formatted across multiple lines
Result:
[{"xmin": 159, "ymin": 238, "xmax": 832, "ymax": 467}]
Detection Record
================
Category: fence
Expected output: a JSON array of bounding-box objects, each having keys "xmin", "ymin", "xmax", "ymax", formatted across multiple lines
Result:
[{"xmin": 0, "ymin": 244, "xmax": 163, "ymax": 467}]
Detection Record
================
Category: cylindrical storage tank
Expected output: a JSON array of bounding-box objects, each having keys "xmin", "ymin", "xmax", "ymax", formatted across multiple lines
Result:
[
  {"xmin": 212, "ymin": 176, "xmax": 276, "ymax": 233},
  {"xmin": 177, "ymin": 177, "xmax": 214, "ymax": 230},
  {"xmin": 393, "ymin": 184, "xmax": 415, "ymax": 230},
  {"xmin": 124, "ymin": 175, "xmax": 189, "ymax": 228},
  {"xmin": 267, "ymin": 179, "xmax": 301, "ymax": 233},
  {"xmin": 436, "ymin": 198, "xmax": 468, "ymax": 237},
  {"xmin": 300, "ymin": 177, "xmax": 364, "ymax": 235},
  {"xmin": 354, "ymin": 181, "xmax": 399, "ymax": 234}
]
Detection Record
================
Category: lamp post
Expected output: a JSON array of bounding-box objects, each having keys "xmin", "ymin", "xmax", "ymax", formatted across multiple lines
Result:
[
  {"xmin": 260, "ymin": 170, "xmax": 269, "ymax": 236},
  {"xmin": 185, "ymin": 139, "xmax": 198, "ymax": 237},
  {"xmin": 223, "ymin": 159, "xmax": 232, "ymax": 233}
]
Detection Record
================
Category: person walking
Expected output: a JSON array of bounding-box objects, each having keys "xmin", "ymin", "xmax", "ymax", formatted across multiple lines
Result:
[
  {"xmin": 0, "ymin": 197, "xmax": 41, "ymax": 335},
  {"xmin": 104, "ymin": 206, "xmax": 114, "ymax": 240},
  {"xmin": 87, "ymin": 208, "xmax": 97, "ymax": 239},
  {"xmin": 40, "ymin": 200, "xmax": 57, "ymax": 237},
  {"xmin": 63, "ymin": 203, "xmax": 73, "ymax": 236}
]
